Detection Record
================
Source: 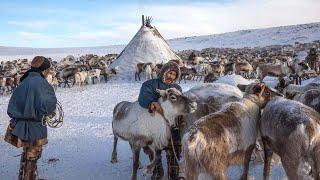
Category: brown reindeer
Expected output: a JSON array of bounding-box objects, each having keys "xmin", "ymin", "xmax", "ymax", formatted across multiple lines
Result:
[
  {"xmin": 179, "ymin": 67, "xmax": 197, "ymax": 83},
  {"xmin": 181, "ymin": 83, "xmax": 281, "ymax": 180},
  {"xmin": 135, "ymin": 63, "xmax": 145, "ymax": 81},
  {"xmin": 234, "ymin": 59, "xmax": 253, "ymax": 78}
]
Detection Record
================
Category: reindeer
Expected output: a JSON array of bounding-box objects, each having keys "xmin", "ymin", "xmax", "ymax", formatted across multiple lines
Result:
[
  {"xmin": 135, "ymin": 63, "xmax": 155, "ymax": 81},
  {"xmin": 102, "ymin": 65, "xmax": 117, "ymax": 83},
  {"xmin": 181, "ymin": 83, "xmax": 281, "ymax": 180},
  {"xmin": 46, "ymin": 69, "xmax": 58, "ymax": 90},
  {"xmin": 111, "ymin": 88, "xmax": 197, "ymax": 180},
  {"xmin": 282, "ymin": 82, "xmax": 320, "ymax": 97},
  {"xmin": 135, "ymin": 63, "xmax": 145, "ymax": 81},
  {"xmin": 257, "ymin": 60, "xmax": 309, "ymax": 81},
  {"xmin": 234, "ymin": 59, "xmax": 254, "ymax": 78},
  {"xmin": 0, "ymin": 76, "xmax": 6, "ymax": 95},
  {"xmin": 87, "ymin": 69, "xmax": 101, "ymax": 84},
  {"xmin": 4, "ymin": 77, "xmax": 15, "ymax": 94},
  {"xmin": 180, "ymin": 83, "xmax": 243, "ymax": 137},
  {"xmin": 203, "ymin": 62, "xmax": 225, "ymax": 82},
  {"xmin": 261, "ymin": 97, "xmax": 320, "ymax": 180},
  {"xmin": 285, "ymin": 89, "xmax": 320, "ymax": 113},
  {"xmin": 224, "ymin": 62, "xmax": 236, "ymax": 75},
  {"xmin": 74, "ymin": 71, "xmax": 88, "ymax": 88},
  {"xmin": 56, "ymin": 67, "xmax": 80, "ymax": 88},
  {"xmin": 144, "ymin": 63, "xmax": 153, "ymax": 80},
  {"xmin": 179, "ymin": 67, "xmax": 197, "ymax": 83}
]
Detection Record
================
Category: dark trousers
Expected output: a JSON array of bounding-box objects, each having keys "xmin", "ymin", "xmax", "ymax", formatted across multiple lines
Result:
[{"xmin": 148, "ymin": 127, "xmax": 181, "ymax": 180}]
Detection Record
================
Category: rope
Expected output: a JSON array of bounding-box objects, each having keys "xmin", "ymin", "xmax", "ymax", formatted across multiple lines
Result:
[
  {"xmin": 42, "ymin": 101, "xmax": 64, "ymax": 128},
  {"xmin": 158, "ymin": 110, "xmax": 180, "ymax": 163},
  {"xmin": 170, "ymin": 133, "xmax": 180, "ymax": 163}
]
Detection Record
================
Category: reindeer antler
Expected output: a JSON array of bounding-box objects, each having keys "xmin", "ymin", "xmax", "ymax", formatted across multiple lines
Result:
[{"xmin": 145, "ymin": 16, "xmax": 153, "ymax": 27}]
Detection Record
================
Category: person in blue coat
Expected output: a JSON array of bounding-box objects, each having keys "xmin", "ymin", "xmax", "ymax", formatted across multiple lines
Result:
[
  {"xmin": 4, "ymin": 56, "xmax": 57, "ymax": 180},
  {"xmin": 138, "ymin": 61, "xmax": 182, "ymax": 180},
  {"xmin": 138, "ymin": 61, "xmax": 182, "ymax": 114}
]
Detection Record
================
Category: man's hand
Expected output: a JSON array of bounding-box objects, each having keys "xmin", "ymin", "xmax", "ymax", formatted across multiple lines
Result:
[
  {"xmin": 8, "ymin": 123, "xmax": 14, "ymax": 130},
  {"xmin": 47, "ymin": 111, "xmax": 56, "ymax": 119},
  {"xmin": 149, "ymin": 102, "xmax": 163, "ymax": 114}
]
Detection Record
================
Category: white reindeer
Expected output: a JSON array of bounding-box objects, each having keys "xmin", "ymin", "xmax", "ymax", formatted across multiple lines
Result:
[
  {"xmin": 111, "ymin": 88, "xmax": 197, "ymax": 180},
  {"xmin": 87, "ymin": 69, "xmax": 101, "ymax": 84},
  {"xmin": 144, "ymin": 64, "xmax": 153, "ymax": 80},
  {"xmin": 74, "ymin": 71, "xmax": 88, "ymax": 88},
  {"xmin": 261, "ymin": 97, "xmax": 320, "ymax": 180}
]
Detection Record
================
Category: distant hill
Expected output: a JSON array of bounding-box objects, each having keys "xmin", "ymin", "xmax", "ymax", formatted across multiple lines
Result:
[{"xmin": 169, "ymin": 22, "xmax": 320, "ymax": 50}]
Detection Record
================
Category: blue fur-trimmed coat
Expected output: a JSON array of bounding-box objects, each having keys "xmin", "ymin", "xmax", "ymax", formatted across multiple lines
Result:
[
  {"xmin": 7, "ymin": 72, "xmax": 57, "ymax": 141},
  {"xmin": 138, "ymin": 78, "xmax": 182, "ymax": 108}
]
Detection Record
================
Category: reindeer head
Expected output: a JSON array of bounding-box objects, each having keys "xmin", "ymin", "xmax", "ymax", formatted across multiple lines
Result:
[
  {"xmin": 276, "ymin": 76, "xmax": 294, "ymax": 93},
  {"xmin": 298, "ymin": 61, "xmax": 311, "ymax": 71},
  {"xmin": 156, "ymin": 88, "xmax": 197, "ymax": 126},
  {"xmin": 238, "ymin": 82, "xmax": 283, "ymax": 108}
]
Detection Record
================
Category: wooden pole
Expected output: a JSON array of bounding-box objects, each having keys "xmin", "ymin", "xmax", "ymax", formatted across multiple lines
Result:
[{"xmin": 142, "ymin": 15, "xmax": 145, "ymax": 26}]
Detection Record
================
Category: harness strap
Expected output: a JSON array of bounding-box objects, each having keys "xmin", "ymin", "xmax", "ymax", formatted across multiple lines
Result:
[{"xmin": 158, "ymin": 110, "xmax": 180, "ymax": 163}]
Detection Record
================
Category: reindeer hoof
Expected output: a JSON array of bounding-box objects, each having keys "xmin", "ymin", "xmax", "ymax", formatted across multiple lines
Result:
[
  {"xmin": 142, "ymin": 167, "xmax": 153, "ymax": 176},
  {"xmin": 138, "ymin": 161, "xmax": 143, "ymax": 169},
  {"xmin": 110, "ymin": 158, "xmax": 118, "ymax": 164}
]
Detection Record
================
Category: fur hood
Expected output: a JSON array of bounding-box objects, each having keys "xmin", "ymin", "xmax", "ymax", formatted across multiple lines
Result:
[{"xmin": 159, "ymin": 61, "xmax": 181, "ymax": 83}]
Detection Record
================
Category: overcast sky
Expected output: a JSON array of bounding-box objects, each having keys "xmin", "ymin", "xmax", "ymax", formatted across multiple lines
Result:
[{"xmin": 1, "ymin": 0, "xmax": 320, "ymax": 48}]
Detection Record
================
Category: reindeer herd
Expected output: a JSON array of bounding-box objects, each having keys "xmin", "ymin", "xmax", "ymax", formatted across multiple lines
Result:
[
  {"xmin": 135, "ymin": 47, "xmax": 319, "ymax": 87},
  {"xmin": 113, "ymin": 44, "xmax": 320, "ymax": 179},
  {"xmin": 0, "ymin": 54, "xmax": 118, "ymax": 95}
]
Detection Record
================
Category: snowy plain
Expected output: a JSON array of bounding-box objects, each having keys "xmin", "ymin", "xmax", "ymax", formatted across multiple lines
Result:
[{"xmin": 0, "ymin": 78, "xmax": 289, "ymax": 180}]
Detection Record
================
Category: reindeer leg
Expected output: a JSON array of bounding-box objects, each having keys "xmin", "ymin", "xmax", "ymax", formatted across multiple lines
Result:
[
  {"xmin": 111, "ymin": 136, "xmax": 118, "ymax": 163},
  {"xmin": 104, "ymin": 74, "xmax": 108, "ymax": 83},
  {"xmin": 143, "ymin": 146, "xmax": 158, "ymax": 175},
  {"xmin": 241, "ymin": 144, "xmax": 255, "ymax": 180},
  {"xmin": 131, "ymin": 145, "xmax": 141, "ymax": 180},
  {"xmin": 143, "ymin": 147, "xmax": 163, "ymax": 179},
  {"xmin": 299, "ymin": 77, "xmax": 302, "ymax": 85},
  {"xmin": 312, "ymin": 144, "xmax": 320, "ymax": 180},
  {"xmin": 130, "ymin": 143, "xmax": 142, "ymax": 169},
  {"xmin": 262, "ymin": 136, "xmax": 273, "ymax": 180}
]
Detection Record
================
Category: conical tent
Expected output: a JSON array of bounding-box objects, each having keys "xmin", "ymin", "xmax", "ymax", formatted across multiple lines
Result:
[{"xmin": 109, "ymin": 18, "xmax": 181, "ymax": 80}]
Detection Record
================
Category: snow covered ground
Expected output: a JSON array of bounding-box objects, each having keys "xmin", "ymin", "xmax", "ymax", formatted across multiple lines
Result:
[{"xmin": 0, "ymin": 79, "xmax": 288, "ymax": 180}]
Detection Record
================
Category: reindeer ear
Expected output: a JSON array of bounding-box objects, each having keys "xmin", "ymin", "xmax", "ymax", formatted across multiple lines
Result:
[
  {"xmin": 268, "ymin": 87, "xmax": 284, "ymax": 97},
  {"xmin": 252, "ymin": 83, "xmax": 263, "ymax": 93},
  {"xmin": 237, "ymin": 84, "xmax": 247, "ymax": 92},
  {"xmin": 285, "ymin": 91, "xmax": 298, "ymax": 99},
  {"xmin": 156, "ymin": 89, "xmax": 167, "ymax": 97}
]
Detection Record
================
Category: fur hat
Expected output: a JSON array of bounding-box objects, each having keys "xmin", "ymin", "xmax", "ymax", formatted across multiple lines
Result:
[
  {"xmin": 159, "ymin": 61, "xmax": 181, "ymax": 83},
  {"xmin": 31, "ymin": 56, "xmax": 51, "ymax": 71}
]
